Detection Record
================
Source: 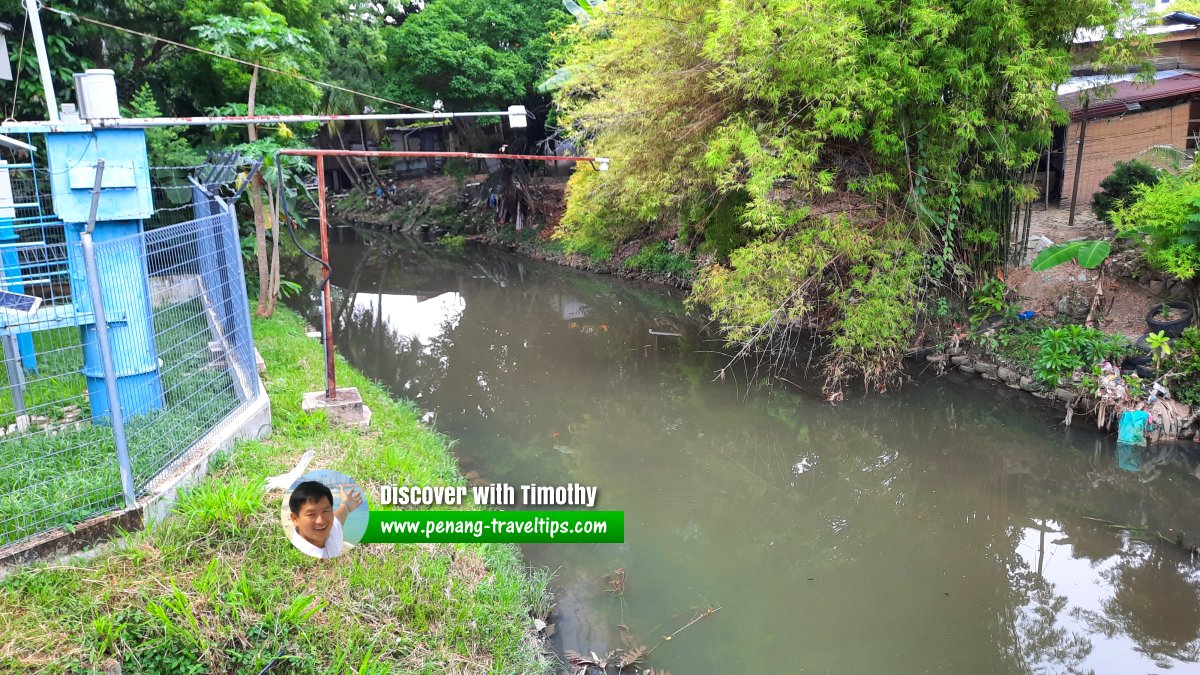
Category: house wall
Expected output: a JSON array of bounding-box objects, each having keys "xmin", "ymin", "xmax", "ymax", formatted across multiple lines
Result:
[
  {"xmin": 1151, "ymin": 41, "xmax": 1183, "ymax": 70},
  {"xmin": 1059, "ymin": 101, "xmax": 1191, "ymax": 208},
  {"xmin": 1179, "ymin": 41, "xmax": 1200, "ymax": 69}
]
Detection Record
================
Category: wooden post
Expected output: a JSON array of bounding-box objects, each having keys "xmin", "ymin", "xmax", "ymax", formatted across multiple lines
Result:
[{"xmin": 1067, "ymin": 100, "xmax": 1089, "ymax": 229}]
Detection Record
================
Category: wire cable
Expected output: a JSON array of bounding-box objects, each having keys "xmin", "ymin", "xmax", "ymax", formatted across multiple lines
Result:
[
  {"xmin": 40, "ymin": 4, "xmax": 430, "ymax": 114},
  {"xmin": 7, "ymin": 13, "xmax": 28, "ymax": 122},
  {"xmin": 275, "ymin": 154, "xmax": 333, "ymax": 389},
  {"xmin": 275, "ymin": 153, "xmax": 330, "ymax": 283}
]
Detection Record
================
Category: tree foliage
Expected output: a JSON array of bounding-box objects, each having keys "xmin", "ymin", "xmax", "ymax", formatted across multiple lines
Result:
[
  {"xmin": 0, "ymin": 0, "xmax": 338, "ymax": 119},
  {"xmin": 552, "ymin": 0, "xmax": 1150, "ymax": 393},
  {"xmin": 128, "ymin": 84, "xmax": 205, "ymax": 167},
  {"xmin": 1092, "ymin": 160, "xmax": 1161, "ymax": 223},
  {"xmin": 382, "ymin": 0, "xmax": 570, "ymax": 111},
  {"xmin": 1112, "ymin": 171, "xmax": 1200, "ymax": 281}
]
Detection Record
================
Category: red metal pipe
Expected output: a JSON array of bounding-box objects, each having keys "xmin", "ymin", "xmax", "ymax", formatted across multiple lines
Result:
[
  {"xmin": 315, "ymin": 154, "xmax": 337, "ymax": 400},
  {"xmin": 278, "ymin": 149, "xmax": 601, "ymax": 163},
  {"xmin": 294, "ymin": 148, "xmax": 605, "ymax": 403}
]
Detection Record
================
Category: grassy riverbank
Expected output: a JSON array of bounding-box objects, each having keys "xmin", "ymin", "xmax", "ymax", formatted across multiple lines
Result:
[{"xmin": 0, "ymin": 308, "xmax": 554, "ymax": 674}]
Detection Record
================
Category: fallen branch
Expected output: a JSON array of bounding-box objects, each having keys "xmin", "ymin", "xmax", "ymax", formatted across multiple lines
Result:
[
  {"xmin": 648, "ymin": 605, "xmax": 722, "ymax": 654},
  {"xmin": 1082, "ymin": 515, "xmax": 1200, "ymax": 562}
]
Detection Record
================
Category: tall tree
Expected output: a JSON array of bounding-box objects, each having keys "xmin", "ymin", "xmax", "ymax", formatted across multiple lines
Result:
[
  {"xmin": 194, "ymin": 1, "xmax": 315, "ymax": 317},
  {"xmin": 383, "ymin": 0, "xmax": 569, "ymax": 112},
  {"xmin": 552, "ymin": 0, "xmax": 1152, "ymax": 394}
]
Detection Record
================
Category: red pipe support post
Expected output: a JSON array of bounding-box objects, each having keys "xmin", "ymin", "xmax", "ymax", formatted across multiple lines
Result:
[{"xmin": 290, "ymin": 148, "xmax": 605, "ymax": 403}]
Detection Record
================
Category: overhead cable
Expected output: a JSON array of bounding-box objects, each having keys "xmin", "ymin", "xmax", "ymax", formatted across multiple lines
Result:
[{"xmin": 40, "ymin": 4, "xmax": 430, "ymax": 114}]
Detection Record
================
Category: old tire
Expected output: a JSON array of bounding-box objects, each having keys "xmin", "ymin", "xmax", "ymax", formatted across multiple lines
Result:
[{"xmin": 1145, "ymin": 301, "xmax": 1193, "ymax": 338}]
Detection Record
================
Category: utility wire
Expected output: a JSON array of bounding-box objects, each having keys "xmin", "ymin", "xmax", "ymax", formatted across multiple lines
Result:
[
  {"xmin": 7, "ymin": 13, "xmax": 28, "ymax": 122},
  {"xmin": 40, "ymin": 4, "xmax": 431, "ymax": 114}
]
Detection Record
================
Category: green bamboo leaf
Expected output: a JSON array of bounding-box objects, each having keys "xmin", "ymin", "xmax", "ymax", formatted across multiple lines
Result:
[
  {"xmin": 1075, "ymin": 240, "xmax": 1112, "ymax": 269},
  {"xmin": 1031, "ymin": 242, "xmax": 1083, "ymax": 271}
]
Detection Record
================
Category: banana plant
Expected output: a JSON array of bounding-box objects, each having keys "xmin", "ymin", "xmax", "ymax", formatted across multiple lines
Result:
[
  {"xmin": 1031, "ymin": 239, "xmax": 1113, "ymax": 329},
  {"xmin": 1030, "ymin": 240, "xmax": 1112, "ymax": 271}
]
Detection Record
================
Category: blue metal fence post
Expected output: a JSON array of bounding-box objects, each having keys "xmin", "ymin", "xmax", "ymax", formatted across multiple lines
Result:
[{"xmin": 220, "ymin": 197, "xmax": 260, "ymax": 397}]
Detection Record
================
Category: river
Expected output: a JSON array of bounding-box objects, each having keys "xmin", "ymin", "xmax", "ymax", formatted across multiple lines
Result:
[{"xmin": 284, "ymin": 226, "xmax": 1200, "ymax": 674}]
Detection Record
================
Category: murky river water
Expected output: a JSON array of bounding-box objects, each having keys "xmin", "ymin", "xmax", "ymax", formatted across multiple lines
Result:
[{"xmin": 286, "ymin": 227, "xmax": 1200, "ymax": 674}]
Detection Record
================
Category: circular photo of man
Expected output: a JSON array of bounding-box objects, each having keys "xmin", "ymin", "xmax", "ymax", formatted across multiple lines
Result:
[{"xmin": 281, "ymin": 470, "xmax": 368, "ymax": 559}]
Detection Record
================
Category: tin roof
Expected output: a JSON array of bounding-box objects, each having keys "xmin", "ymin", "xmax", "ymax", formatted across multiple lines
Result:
[
  {"xmin": 1164, "ymin": 12, "xmax": 1200, "ymax": 26},
  {"xmin": 1074, "ymin": 22, "xmax": 1197, "ymax": 45},
  {"xmin": 1058, "ymin": 73, "xmax": 1200, "ymax": 121}
]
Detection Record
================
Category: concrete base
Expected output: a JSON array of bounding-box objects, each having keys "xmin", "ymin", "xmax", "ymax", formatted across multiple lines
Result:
[{"xmin": 302, "ymin": 387, "xmax": 372, "ymax": 427}]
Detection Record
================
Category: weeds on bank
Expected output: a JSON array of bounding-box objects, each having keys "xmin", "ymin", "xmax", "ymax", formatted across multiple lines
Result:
[
  {"xmin": 622, "ymin": 241, "xmax": 695, "ymax": 279},
  {"xmin": 0, "ymin": 308, "xmax": 554, "ymax": 674}
]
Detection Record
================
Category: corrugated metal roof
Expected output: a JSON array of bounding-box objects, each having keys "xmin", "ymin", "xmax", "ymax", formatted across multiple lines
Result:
[
  {"xmin": 1056, "ymin": 69, "xmax": 1200, "ymax": 96},
  {"xmin": 1165, "ymin": 12, "xmax": 1200, "ymax": 26},
  {"xmin": 1075, "ymin": 22, "xmax": 1196, "ymax": 45},
  {"xmin": 1058, "ymin": 73, "xmax": 1200, "ymax": 121}
]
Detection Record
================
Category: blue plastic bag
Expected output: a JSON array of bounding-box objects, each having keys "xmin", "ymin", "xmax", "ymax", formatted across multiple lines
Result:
[{"xmin": 1118, "ymin": 410, "xmax": 1151, "ymax": 446}]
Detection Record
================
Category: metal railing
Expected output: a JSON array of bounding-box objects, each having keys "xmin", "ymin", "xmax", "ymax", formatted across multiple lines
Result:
[{"xmin": 0, "ymin": 176, "xmax": 260, "ymax": 549}]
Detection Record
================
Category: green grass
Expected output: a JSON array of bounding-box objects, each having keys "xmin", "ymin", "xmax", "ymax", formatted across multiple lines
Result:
[
  {"xmin": 564, "ymin": 238, "xmax": 613, "ymax": 263},
  {"xmin": 336, "ymin": 188, "xmax": 369, "ymax": 213},
  {"xmin": 0, "ymin": 327, "xmax": 89, "ymax": 428},
  {"xmin": 0, "ymin": 307, "xmax": 554, "ymax": 674},
  {"xmin": 0, "ymin": 301, "xmax": 242, "ymax": 547}
]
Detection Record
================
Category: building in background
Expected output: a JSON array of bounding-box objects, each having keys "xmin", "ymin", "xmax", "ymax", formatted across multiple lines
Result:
[{"xmin": 1039, "ymin": 11, "xmax": 1200, "ymax": 209}]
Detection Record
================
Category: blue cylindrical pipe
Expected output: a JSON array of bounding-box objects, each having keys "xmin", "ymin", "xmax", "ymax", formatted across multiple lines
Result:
[
  {"xmin": 65, "ymin": 219, "xmax": 163, "ymax": 421},
  {"xmin": 0, "ymin": 217, "xmax": 37, "ymax": 370}
]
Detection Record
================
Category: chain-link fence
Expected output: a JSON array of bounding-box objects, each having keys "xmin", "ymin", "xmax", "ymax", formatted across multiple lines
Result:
[{"xmin": 0, "ymin": 164, "xmax": 261, "ymax": 550}]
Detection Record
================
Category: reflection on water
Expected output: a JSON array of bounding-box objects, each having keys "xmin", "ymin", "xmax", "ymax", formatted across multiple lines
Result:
[
  {"xmin": 285, "ymin": 227, "xmax": 1200, "ymax": 674},
  {"xmin": 351, "ymin": 291, "xmax": 465, "ymax": 347}
]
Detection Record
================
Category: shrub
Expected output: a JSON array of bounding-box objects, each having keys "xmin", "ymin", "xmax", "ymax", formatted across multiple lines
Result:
[
  {"xmin": 439, "ymin": 234, "xmax": 467, "ymax": 251},
  {"xmin": 1033, "ymin": 325, "xmax": 1132, "ymax": 387},
  {"xmin": 1166, "ymin": 326, "xmax": 1200, "ymax": 405},
  {"xmin": 1111, "ymin": 172, "xmax": 1200, "ymax": 281},
  {"xmin": 1093, "ymin": 160, "xmax": 1160, "ymax": 223},
  {"xmin": 622, "ymin": 241, "xmax": 696, "ymax": 277},
  {"xmin": 338, "ymin": 189, "xmax": 368, "ymax": 212},
  {"xmin": 968, "ymin": 277, "xmax": 1008, "ymax": 326}
]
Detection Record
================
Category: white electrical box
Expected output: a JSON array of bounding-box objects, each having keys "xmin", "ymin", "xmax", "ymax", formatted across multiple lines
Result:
[
  {"xmin": 74, "ymin": 69, "xmax": 121, "ymax": 120},
  {"xmin": 0, "ymin": 33, "xmax": 11, "ymax": 82},
  {"xmin": 508, "ymin": 105, "xmax": 528, "ymax": 129}
]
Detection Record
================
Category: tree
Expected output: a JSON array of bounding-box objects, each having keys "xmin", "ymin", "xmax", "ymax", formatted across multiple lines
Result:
[
  {"xmin": 194, "ymin": 2, "xmax": 316, "ymax": 317},
  {"xmin": 1164, "ymin": 0, "xmax": 1200, "ymax": 16},
  {"xmin": 127, "ymin": 84, "xmax": 203, "ymax": 167},
  {"xmin": 320, "ymin": 16, "xmax": 393, "ymax": 195},
  {"xmin": 231, "ymin": 137, "xmax": 314, "ymax": 317},
  {"xmin": 551, "ymin": 0, "xmax": 1151, "ymax": 394},
  {"xmin": 382, "ymin": 0, "xmax": 569, "ymax": 112}
]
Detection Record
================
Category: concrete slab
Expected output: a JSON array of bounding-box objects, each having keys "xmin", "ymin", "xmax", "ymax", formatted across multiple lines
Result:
[{"xmin": 301, "ymin": 387, "xmax": 371, "ymax": 427}]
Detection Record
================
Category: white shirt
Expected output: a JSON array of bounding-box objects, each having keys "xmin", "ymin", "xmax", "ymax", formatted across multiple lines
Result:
[{"xmin": 290, "ymin": 517, "xmax": 344, "ymax": 559}]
